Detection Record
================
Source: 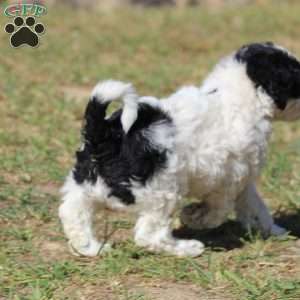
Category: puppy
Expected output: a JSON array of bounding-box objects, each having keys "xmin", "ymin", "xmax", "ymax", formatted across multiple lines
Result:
[{"xmin": 59, "ymin": 42, "xmax": 300, "ymax": 257}]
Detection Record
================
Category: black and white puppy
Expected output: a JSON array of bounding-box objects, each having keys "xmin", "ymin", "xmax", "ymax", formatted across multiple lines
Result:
[{"xmin": 59, "ymin": 43, "xmax": 300, "ymax": 257}]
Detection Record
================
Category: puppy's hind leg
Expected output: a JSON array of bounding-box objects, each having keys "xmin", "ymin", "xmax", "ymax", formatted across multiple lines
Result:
[
  {"xmin": 59, "ymin": 176, "xmax": 111, "ymax": 257},
  {"xmin": 235, "ymin": 183, "xmax": 287, "ymax": 237},
  {"xmin": 134, "ymin": 205, "xmax": 204, "ymax": 257}
]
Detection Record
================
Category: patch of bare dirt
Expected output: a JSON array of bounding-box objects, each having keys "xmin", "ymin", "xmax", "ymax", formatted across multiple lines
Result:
[
  {"xmin": 55, "ymin": 281, "xmax": 118, "ymax": 300},
  {"xmin": 133, "ymin": 281, "xmax": 232, "ymax": 300},
  {"xmin": 61, "ymin": 278, "xmax": 233, "ymax": 300},
  {"xmin": 38, "ymin": 240, "xmax": 72, "ymax": 261}
]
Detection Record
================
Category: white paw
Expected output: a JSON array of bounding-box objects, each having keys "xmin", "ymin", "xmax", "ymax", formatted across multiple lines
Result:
[
  {"xmin": 173, "ymin": 239, "xmax": 205, "ymax": 257},
  {"xmin": 270, "ymin": 224, "xmax": 287, "ymax": 236},
  {"xmin": 69, "ymin": 240, "xmax": 112, "ymax": 257}
]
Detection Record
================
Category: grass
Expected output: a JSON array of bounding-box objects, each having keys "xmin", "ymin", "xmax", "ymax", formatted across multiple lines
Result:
[{"xmin": 0, "ymin": 0, "xmax": 300, "ymax": 299}]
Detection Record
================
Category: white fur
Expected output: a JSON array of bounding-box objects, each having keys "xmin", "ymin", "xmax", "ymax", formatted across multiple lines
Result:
[
  {"xmin": 91, "ymin": 80, "xmax": 139, "ymax": 133},
  {"xmin": 59, "ymin": 50, "xmax": 299, "ymax": 258}
]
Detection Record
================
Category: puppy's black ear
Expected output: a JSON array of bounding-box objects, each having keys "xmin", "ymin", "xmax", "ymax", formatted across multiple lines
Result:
[{"xmin": 236, "ymin": 43, "xmax": 300, "ymax": 110}]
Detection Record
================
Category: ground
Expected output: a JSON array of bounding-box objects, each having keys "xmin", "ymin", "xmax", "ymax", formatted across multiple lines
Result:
[{"xmin": 0, "ymin": 1, "xmax": 300, "ymax": 299}]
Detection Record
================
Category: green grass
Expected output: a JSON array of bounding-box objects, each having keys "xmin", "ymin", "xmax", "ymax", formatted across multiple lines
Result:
[{"xmin": 0, "ymin": 1, "xmax": 300, "ymax": 299}]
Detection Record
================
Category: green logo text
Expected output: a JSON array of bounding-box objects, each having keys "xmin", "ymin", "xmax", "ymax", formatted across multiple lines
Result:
[{"xmin": 4, "ymin": 3, "xmax": 47, "ymax": 17}]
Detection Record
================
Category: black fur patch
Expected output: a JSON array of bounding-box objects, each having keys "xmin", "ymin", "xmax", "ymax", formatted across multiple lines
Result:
[
  {"xmin": 236, "ymin": 42, "xmax": 300, "ymax": 110},
  {"xmin": 73, "ymin": 99, "xmax": 173, "ymax": 205}
]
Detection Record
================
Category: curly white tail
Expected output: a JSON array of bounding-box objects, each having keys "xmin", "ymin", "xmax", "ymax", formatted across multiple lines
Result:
[{"xmin": 91, "ymin": 80, "xmax": 139, "ymax": 133}]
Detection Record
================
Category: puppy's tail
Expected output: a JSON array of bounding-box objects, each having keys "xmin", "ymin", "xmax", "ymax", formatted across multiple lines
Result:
[{"xmin": 87, "ymin": 80, "xmax": 139, "ymax": 135}]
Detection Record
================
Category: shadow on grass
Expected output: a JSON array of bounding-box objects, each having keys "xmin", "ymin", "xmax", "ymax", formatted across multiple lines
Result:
[
  {"xmin": 173, "ymin": 210, "xmax": 300, "ymax": 251},
  {"xmin": 275, "ymin": 210, "xmax": 300, "ymax": 237},
  {"xmin": 173, "ymin": 220, "xmax": 248, "ymax": 251}
]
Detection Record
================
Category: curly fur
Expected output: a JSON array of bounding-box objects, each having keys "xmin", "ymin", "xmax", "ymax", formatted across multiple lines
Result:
[{"xmin": 59, "ymin": 43, "xmax": 300, "ymax": 257}]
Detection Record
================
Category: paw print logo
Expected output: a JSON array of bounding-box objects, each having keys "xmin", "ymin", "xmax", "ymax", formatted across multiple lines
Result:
[{"xmin": 4, "ymin": 16, "xmax": 45, "ymax": 48}]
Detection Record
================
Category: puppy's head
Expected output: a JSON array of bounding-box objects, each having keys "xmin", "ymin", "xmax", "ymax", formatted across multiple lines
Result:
[{"xmin": 236, "ymin": 42, "xmax": 300, "ymax": 121}]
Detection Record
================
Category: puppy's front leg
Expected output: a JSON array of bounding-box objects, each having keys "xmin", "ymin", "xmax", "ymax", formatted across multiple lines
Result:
[
  {"xmin": 134, "ymin": 213, "xmax": 204, "ymax": 257},
  {"xmin": 235, "ymin": 183, "xmax": 286, "ymax": 237}
]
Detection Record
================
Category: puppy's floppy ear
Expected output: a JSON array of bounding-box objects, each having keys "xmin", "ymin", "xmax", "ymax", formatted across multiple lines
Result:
[{"xmin": 236, "ymin": 43, "xmax": 300, "ymax": 110}]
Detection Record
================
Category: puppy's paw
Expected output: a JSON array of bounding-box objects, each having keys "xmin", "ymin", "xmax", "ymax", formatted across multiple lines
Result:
[
  {"xmin": 173, "ymin": 239, "xmax": 205, "ymax": 257},
  {"xmin": 270, "ymin": 224, "xmax": 287, "ymax": 236},
  {"xmin": 68, "ymin": 240, "xmax": 112, "ymax": 257}
]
